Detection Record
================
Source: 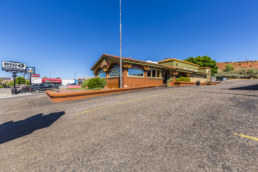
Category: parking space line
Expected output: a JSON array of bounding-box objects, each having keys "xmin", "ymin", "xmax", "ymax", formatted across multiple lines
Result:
[
  {"xmin": 234, "ymin": 133, "xmax": 258, "ymax": 141},
  {"xmin": 75, "ymin": 87, "xmax": 204, "ymax": 115}
]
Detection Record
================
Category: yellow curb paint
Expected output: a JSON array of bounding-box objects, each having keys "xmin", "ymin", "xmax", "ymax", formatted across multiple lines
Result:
[
  {"xmin": 76, "ymin": 87, "xmax": 203, "ymax": 115},
  {"xmin": 234, "ymin": 133, "xmax": 258, "ymax": 141}
]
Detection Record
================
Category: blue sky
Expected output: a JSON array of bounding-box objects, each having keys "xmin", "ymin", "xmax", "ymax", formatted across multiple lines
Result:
[{"xmin": 1, "ymin": 0, "xmax": 258, "ymax": 78}]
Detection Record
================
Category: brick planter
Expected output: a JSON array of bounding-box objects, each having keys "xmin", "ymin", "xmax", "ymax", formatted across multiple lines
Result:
[
  {"xmin": 174, "ymin": 81, "xmax": 196, "ymax": 87},
  {"xmin": 46, "ymin": 85, "xmax": 156, "ymax": 103},
  {"xmin": 206, "ymin": 82, "xmax": 221, "ymax": 85}
]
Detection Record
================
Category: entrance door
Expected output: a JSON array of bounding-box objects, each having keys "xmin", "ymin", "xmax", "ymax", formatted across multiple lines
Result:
[{"xmin": 162, "ymin": 71, "xmax": 168, "ymax": 84}]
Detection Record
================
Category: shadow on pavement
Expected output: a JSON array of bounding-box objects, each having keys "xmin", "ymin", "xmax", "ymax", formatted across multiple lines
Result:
[
  {"xmin": 230, "ymin": 84, "xmax": 258, "ymax": 90},
  {"xmin": 0, "ymin": 111, "xmax": 65, "ymax": 144}
]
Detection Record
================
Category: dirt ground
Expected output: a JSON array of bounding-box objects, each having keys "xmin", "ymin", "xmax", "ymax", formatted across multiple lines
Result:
[{"xmin": 0, "ymin": 80, "xmax": 257, "ymax": 171}]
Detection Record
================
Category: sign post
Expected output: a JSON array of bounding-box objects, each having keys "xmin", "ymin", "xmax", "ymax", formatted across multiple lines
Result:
[
  {"xmin": 2, "ymin": 61, "xmax": 26, "ymax": 94},
  {"xmin": 26, "ymin": 67, "xmax": 35, "ymax": 85},
  {"xmin": 12, "ymin": 73, "xmax": 17, "ymax": 94}
]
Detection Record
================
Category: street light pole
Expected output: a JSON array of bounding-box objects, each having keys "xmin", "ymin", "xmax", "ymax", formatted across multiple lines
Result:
[{"xmin": 119, "ymin": 0, "xmax": 123, "ymax": 88}]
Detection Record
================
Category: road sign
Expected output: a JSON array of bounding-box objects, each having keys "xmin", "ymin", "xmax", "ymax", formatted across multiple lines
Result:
[
  {"xmin": 31, "ymin": 74, "xmax": 40, "ymax": 77},
  {"xmin": 2, "ymin": 61, "xmax": 26, "ymax": 72},
  {"xmin": 26, "ymin": 67, "xmax": 35, "ymax": 74}
]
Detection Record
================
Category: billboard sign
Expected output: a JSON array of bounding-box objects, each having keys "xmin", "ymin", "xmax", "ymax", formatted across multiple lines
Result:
[
  {"xmin": 31, "ymin": 74, "xmax": 40, "ymax": 77},
  {"xmin": 42, "ymin": 78, "xmax": 62, "ymax": 83},
  {"xmin": 26, "ymin": 67, "xmax": 35, "ymax": 74},
  {"xmin": 2, "ymin": 61, "xmax": 26, "ymax": 72}
]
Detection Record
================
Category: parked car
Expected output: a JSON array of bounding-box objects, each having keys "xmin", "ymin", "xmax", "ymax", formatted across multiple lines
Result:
[
  {"xmin": 31, "ymin": 83, "xmax": 55, "ymax": 92},
  {"xmin": 67, "ymin": 83, "xmax": 76, "ymax": 86},
  {"xmin": 50, "ymin": 83, "xmax": 61, "ymax": 89}
]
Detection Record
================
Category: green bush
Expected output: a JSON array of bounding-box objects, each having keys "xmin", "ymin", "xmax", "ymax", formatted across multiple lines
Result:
[
  {"xmin": 87, "ymin": 77, "xmax": 107, "ymax": 89},
  {"xmin": 175, "ymin": 77, "xmax": 191, "ymax": 82},
  {"xmin": 81, "ymin": 80, "xmax": 89, "ymax": 88},
  {"xmin": 225, "ymin": 64, "xmax": 234, "ymax": 71},
  {"xmin": 0, "ymin": 85, "xmax": 4, "ymax": 88}
]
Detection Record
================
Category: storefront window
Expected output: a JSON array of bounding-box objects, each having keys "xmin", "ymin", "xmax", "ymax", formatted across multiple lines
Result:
[
  {"xmin": 157, "ymin": 70, "xmax": 161, "ymax": 78},
  {"xmin": 109, "ymin": 64, "xmax": 120, "ymax": 77},
  {"xmin": 147, "ymin": 68, "xmax": 162, "ymax": 78},
  {"xmin": 128, "ymin": 65, "xmax": 144, "ymax": 77},
  {"xmin": 147, "ymin": 70, "xmax": 151, "ymax": 77},
  {"xmin": 152, "ymin": 69, "xmax": 156, "ymax": 77}
]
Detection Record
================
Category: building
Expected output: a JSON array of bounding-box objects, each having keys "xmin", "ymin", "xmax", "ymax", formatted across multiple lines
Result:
[
  {"xmin": 91, "ymin": 54, "xmax": 211, "ymax": 88},
  {"xmin": 0, "ymin": 77, "xmax": 12, "ymax": 83}
]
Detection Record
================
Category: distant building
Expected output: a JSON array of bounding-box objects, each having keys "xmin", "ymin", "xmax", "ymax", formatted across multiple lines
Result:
[
  {"xmin": 91, "ymin": 54, "xmax": 211, "ymax": 88},
  {"xmin": 0, "ymin": 77, "xmax": 12, "ymax": 82}
]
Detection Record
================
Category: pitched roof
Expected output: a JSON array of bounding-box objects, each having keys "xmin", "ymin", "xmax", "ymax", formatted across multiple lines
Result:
[
  {"xmin": 158, "ymin": 58, "xmax": 200, "ymax": 67},
  {"xmin": 91, "ymin": 54, "xmax": 176, "ymax": 70},
  {"xmin": 91, "ymin": 54, "xmax": 207, "ymax": 75}
]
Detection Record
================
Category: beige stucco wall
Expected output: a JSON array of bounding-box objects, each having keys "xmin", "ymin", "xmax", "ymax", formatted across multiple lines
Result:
[{"xmin": 190, "ymin": 74, "xmax": 208, "ymax": 83}]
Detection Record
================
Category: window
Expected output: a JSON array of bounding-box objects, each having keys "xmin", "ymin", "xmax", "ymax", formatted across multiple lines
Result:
[
  {"xmin": 147, "ymin": 70, "xmax": 151, "ymax": 77},
  {"xmin": 98, "ymin": 69, "xmax": 106, "ymax": 78},
  {"xmin": 157, "ymin": 70, "xmax": 161, "ymax": 78},
  {"xmin": 128, "ymin": 65, "xmax": 144, "ymax": 77},
  {"xmin": 147, "ymin": 68, "xmax": 162, "ymax": 78},
  {"xmin": 152, "ymin": 69, "xmax": 156, "ymax": 77},
  {"xmin": 99, "ymin": 72, "xmax": 106, "ymax": 78},
  {"xmin": 109, "ymin": 64, "xmax": 120, "ymax": 77}
]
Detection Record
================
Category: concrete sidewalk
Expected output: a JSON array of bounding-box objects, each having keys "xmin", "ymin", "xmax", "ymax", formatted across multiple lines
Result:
[{"xmin": 0, "ymin": 88, "xmax": 38, "ymax": 100}]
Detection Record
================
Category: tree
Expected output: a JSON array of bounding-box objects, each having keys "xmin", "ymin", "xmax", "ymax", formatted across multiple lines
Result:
[
  {"xmin": 184, "ymin": 56, "xmax": 218, "ymax": 76},
  {"xmin": 25, "ymin": 80, "xmax": 31, "ymax": 86},
  {"xmin": 16, "ymin": 76, "xmax": 26, "ymax": 84},
  {"xmin": 7, "ymin": 81, "xmax": 14, "ymax": 87},
  {"xmin": 225, "ymin": 64, "xmax": 234, "ymax": 71},
  {"xmin": 0, "ymin": 78, "xmax": 3, "ymax": 84}
]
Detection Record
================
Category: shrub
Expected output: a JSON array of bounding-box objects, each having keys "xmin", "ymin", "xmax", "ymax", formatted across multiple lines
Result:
[
  {"xmin": 87, "ymin": 77, "xmax": 107, "ymax": 89},
  {"xmin": 0, "ymin": 85, "xmax": 4, "ymax": 88},
  {"xmin": 225, "ymin": 64, "xmax": 234, "ymax": 71},
  {"xmin": 175, "ymin": 77, "xmax": 191, "ymax": 82},
  {"xmin": 81, "ymin": 80, "xmax": 89, "ymax": 88}
]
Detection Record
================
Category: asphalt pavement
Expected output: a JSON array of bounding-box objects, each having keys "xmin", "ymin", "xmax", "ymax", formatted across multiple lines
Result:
[{"xmin": 0, "ymin": 80, "xmax": 257, "ymax": 171}]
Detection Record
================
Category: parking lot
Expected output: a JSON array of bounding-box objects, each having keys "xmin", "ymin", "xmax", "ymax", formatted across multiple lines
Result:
[{"xmin": 0, "ymin": 80, "xmax": 257, "ymax": 171}]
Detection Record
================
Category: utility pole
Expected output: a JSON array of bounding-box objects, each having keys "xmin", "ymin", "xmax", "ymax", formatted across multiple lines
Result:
[{"xmin": 119, "ymin": 0, "xmax": 123, "ymax": 88}]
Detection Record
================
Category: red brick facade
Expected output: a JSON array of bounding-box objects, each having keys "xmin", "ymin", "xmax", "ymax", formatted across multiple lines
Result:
[
  {"xmin": 106, "ymin": 69, "xmax": 163, "ymax": 88},
  {"xmin": 217, "ymin": 61, "xmax": 258, "ymax": 70}
]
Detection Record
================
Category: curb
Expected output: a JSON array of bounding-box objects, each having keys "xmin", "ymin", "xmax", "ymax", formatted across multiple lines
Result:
[{"xmin": 46, "ymin": 85, "xmax": 157, "ymax": 103}]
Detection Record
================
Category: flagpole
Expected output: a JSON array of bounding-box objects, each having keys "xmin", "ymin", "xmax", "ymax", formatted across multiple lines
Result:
[{"xmin": 119, "ymin": 0, "xmax": 123, "ymax": 88}]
